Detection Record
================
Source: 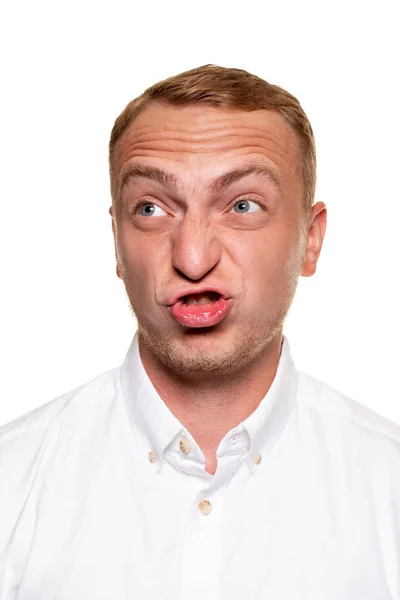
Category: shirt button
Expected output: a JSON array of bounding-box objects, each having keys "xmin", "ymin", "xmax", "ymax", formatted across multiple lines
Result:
[
  {"xmin": 254, "ymin": 452, "xmax": 262, "ymax": 465},
  {"xmin": 148, "ymin": 450, "xmax": 158, "ymax": 463},
  {"xmin": 199, "ymin": 500, "xmax": 212, "ymax": 516},
  {"xmin": 179, "ymin": 437, "xmax": 192, "ymax": 455}
]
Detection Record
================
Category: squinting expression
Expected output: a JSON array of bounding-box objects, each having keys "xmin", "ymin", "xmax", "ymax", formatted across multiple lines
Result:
[{"xmin": 110, "ymin": 104, "xmax": 319, "ymax": 378}]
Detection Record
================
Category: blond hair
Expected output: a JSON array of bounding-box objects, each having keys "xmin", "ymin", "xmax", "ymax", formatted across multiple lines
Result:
[{"xmin": 109, "ymin": 65, "xmax": 316, "ymax": 211}]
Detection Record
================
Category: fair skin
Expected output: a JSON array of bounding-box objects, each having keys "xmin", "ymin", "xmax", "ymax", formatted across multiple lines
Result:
[{"xmin": 110, "ymin": 103, "xmax": 327, "ymax": 474}]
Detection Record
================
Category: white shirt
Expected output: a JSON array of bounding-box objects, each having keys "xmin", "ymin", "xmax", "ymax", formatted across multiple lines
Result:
[{"xmin": 1, "ymin": 334, "xmax": 400, "ymax": 600}]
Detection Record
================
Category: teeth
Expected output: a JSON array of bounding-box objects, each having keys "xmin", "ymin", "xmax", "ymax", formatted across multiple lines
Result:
[{"xmin": 184, "ymin": 293, "xmax": 218, "ymax": 305}]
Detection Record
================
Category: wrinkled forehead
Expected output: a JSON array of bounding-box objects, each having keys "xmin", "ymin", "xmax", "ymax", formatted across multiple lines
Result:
[{"xmin": 111, "ymin": 104, "xmax": 303, "ymax": 197}]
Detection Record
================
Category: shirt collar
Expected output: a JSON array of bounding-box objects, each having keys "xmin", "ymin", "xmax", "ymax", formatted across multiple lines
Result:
[
  {"xmin": 242, "ymin": 335, "xmax": 297, "ymax": 475},
  {"xmin": 120, "ymin": 332, "xmax": 184, "ymax": 466},
  {"xmin": 120, "ymin": 332, "xmax": 297, "ymax": 478}
]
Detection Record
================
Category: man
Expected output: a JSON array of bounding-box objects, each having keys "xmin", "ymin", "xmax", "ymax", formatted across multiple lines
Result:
[{"xmin": 0, "ymin": 65, "xmax": 399, "ymax": 600}]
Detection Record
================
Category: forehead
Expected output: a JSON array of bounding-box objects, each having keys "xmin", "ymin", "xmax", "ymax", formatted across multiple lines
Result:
[{"xmin": 112, "ymin": 104, "xmax": 302, "ymax": 195}]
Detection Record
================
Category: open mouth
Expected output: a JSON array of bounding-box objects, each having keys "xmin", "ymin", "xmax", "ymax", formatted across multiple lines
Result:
[
  {"xmin": 170, "ymin": 291, "xmax": 231, "ymax": 328},
  {"xmin": 181, "ymin": 291, "xmax": 221, "ymax": 305}
]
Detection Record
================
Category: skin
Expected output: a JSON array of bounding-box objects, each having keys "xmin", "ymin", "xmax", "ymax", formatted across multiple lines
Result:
[{"xmin": 110, "ymin": 103, "xmax": 327, "ymax": 474}]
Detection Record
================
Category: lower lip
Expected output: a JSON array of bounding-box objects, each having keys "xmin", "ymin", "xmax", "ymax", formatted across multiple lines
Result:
[{"xmin": 170, "ymin": 298, "xmax": 231, "ymax": 328}]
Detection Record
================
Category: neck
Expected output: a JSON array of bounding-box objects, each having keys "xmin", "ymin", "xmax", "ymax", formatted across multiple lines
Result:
[{"xmin": 139, "ymin": 332, "xmax": 283, "ymax": 474}]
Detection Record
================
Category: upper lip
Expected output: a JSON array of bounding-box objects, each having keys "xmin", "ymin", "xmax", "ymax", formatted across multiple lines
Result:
[{"xmin": 166, "ymin": 286, "xmax": 230, "ymax": 306}]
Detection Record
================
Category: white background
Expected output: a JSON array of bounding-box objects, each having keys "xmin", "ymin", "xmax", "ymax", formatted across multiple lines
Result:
[{"xmin": 0, "ymin": 0, "xmax": 399, "ymax": 426}]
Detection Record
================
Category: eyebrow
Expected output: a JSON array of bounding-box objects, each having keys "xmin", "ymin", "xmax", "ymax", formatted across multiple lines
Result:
[
  {"xmin": 118, "ymin": 162, "xmax": 282, "ymax": 198},
  {"xmin": 120, "ymin": 164, "xmax": 178, "ymax": 195},
  {"xmin": 210, "ymin": 164, "xmax": 282, "ymax": 194}
]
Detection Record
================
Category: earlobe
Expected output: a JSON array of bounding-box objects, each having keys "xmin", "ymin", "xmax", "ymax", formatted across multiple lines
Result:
[
  {"xmin": 301, "ymin": 253, "xmax": 317, "ymax": 277},
  {"xmin": 301, "ymin": 201, "xmax": 327, "ymax": 278}
]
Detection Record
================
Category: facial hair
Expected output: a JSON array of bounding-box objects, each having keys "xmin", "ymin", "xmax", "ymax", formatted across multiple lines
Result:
[{"xmin": 127, "ymin": 291, "xmax": 293, "ymax": 382}]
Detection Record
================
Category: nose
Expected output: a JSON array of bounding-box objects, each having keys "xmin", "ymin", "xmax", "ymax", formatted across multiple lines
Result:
[{"xmin": 171, "ymin": 215, "xmax": 221, "ymax": 281}]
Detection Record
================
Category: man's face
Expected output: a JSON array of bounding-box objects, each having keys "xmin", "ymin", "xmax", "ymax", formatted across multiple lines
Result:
[{"xmin": 110, "ymin": 104, "xmax": 325, "ymax": 378}]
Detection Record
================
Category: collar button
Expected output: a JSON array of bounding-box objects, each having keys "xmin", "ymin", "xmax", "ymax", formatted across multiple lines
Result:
[
  {"xmin": 254, "ymin": 452, "xmax": 262, "ymax": 465},
  {"xmin": 179, "ymin": 437, "xmax": 192, "ymax": 455},
  {"xmin": 148, "ymin": 450, "xmax": 158, "ymax": 463},
  {"xmin": 199, "ymin": 499, "xmax": 212, "ymax": 516}
]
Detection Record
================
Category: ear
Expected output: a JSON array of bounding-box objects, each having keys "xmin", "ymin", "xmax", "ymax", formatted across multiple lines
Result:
[
  {"xmin": 109, "ymin": 205, "xmax": 123, "ymax": 280},
  {"xmin": 301, "ymin": 201, "xmax": 327, "ymax": 277}
]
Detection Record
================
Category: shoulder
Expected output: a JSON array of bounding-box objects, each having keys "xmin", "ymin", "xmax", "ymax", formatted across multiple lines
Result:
[
  {"xmin": 296, "ymin": 370, "xmax": 400, "ymax": 455},
  {"xmin": 0, "ymin": 365, "xmax": 122, "ymax": 459},
  {"xmin": 0, "ymin": 365, "xmax": 124, "ymax": 555}
]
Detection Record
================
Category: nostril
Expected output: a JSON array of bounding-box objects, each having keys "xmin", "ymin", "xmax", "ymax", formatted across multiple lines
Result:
[{"xmin": 174, "ymin": 265, "xmax": 219, "ymax": 282}]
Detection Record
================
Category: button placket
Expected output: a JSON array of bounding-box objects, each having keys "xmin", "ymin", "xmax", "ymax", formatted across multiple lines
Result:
[{"xmin": 181, "ymin": 488, "xmax": 223, "ymax": 600}]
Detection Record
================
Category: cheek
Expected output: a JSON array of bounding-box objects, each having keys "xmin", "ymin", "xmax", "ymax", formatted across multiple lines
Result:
[
  {"xmin": 117, "ymin": 228, "xmax": 174, "ymax": 310},
  {"xmin": 238, "ymin": 228, "xmax": 302, "ymax": 296},
  {"xmin": 117, "ymin": 231, "xmax": 155, "ymax": 288}
]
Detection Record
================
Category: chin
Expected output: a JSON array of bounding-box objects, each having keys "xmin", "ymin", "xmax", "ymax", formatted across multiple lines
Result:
[{"xmin": 138, "ymin": 319, "xmax": 280, "ymax": 378}]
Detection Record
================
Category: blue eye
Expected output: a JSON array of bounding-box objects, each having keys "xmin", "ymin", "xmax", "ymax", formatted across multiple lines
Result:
[
  {"xmin": 231, "ymin": 199, "xmax": 261, "ymax": 214},
  {"xmin": 138, "ymin": 202, "xmax": 166, "ymax": 217}
]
